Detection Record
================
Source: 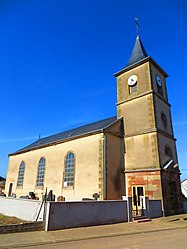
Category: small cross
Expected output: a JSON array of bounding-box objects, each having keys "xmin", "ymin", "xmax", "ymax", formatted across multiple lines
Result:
[{"xmin": 135, "ymin": 17, "xmax": 140, "ymax": 36}]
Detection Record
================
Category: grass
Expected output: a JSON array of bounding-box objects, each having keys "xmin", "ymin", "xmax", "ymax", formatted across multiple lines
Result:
[{"xmin": 0, "ymin": 213, "xmax": 26, "ymax": 225}]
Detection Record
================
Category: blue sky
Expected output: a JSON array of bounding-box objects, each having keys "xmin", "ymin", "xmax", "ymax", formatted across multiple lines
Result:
[{"xmin": 0, "ymin": 0, "xmax": 187, "ymax": 180}]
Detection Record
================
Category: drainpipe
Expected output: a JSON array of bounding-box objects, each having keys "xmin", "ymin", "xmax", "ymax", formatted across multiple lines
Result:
[
  {"xmin": 160, "ymin": 170, "xmax": 165, "ymax": 217},
  {"xmin": 103, "ymin": 134, "xmax": 107, "ymax": 200}
]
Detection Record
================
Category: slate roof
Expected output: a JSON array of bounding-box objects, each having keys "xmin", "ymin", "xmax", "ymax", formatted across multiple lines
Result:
[
  {"xmin": 114, "ymin": 35, "xmax": 150, "ymax": 77},
  {"xmin": 10, "ymin": 116, "xmax": 117, "ymax": 155},
  {"xmin": 126, "ymin": 35, "xmax": 148, "ymax": 67},
  {"xmin": 0, "ymin": 176, "xmax": 6, "ymax": 181}
]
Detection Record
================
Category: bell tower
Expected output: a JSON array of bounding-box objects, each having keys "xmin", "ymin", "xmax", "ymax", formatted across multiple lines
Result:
[{"xmin": 114, "ymin": 33, "xmax": 183, "ymax": 215}]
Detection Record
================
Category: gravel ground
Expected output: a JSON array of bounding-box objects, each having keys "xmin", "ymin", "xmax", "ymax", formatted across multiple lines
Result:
[{"xmin": 0, "ymin": 213, "xmax": 26, "ymax": 225}]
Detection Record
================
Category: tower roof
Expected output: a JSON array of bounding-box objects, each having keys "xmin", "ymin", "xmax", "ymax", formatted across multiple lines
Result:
[
  {"xmin": 114, "ymin": 32, "xmax": 168, "ymax": 78},
  {"xmin": 126, "ymin": 35, "xmax": 148, "ymax": 67}
]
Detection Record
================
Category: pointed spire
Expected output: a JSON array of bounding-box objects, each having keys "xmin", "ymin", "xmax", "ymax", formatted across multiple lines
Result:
[{"xmin": 126, "ymin": 35, "xmax": 148, "ymax": 67}]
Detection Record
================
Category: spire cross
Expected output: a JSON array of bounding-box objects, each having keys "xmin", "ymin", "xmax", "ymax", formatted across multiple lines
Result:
[{"xmin": 135, "ymin": 17, "xmax": 140, "ymax": 36}]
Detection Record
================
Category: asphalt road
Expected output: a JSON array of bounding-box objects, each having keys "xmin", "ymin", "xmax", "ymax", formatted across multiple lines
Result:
[{"xmin": 23, "ymin": 227, "xmax": 187, "ymax": 249}]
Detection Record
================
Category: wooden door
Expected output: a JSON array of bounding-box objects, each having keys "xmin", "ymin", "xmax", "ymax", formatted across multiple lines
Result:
[{"xmin": 132, "ymin": 186, "xmax": 144, "ymax": 215}]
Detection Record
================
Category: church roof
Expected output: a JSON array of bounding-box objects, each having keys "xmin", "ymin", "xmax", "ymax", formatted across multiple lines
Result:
[
  {"xmin": 126, "ymin": 35, "xmax": 148, "ymax": 67},
  {"xmin": 10, "ymin": 116, "xmax": 117, "ymax": 155}
]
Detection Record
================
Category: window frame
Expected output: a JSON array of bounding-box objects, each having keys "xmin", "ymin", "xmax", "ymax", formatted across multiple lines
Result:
[
  {"xmin": 36, "ymin": 157, "xmax": 46, "ymax": 188},
  {"xmin": 63, "ymin": 152, "xmax": 75, "ymax": 188},
  {"xmin": 17, "ymin": 161, "xmax": 25, "ymax": 188}
]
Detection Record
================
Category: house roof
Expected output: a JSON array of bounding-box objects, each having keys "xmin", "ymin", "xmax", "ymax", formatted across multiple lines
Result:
[
  {"xmin": 10, "ymin": 116, "xmax": 118, "ymax": 155},
  {"xmin": 0, "ymin": 176, "xmax": 6, "ymax": 181},
  {"xmin": 126, "ymin": 35, "xmax": 148, "ymax": 67}
]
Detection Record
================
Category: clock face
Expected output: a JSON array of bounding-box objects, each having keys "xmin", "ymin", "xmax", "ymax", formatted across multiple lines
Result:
[
  {"xmin": 128, "ymin": 75, "xmax": 137, "ymax": 86},
  {"xmin": 156, "ymin": 75, "xmax": 162, "ymax": 87}
]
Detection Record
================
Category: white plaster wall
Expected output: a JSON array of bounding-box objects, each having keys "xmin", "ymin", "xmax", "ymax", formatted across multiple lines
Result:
[
  {"xmin": 0, "ymin": 197, "xmax": 44, "ymax": 221},
  {"xmin": 45, "ymin": 201, "xmax": 128, "ymax": 231},
  {"xmin": 5, "ymin": 133, "xmax": 102, "ymax": 201}
]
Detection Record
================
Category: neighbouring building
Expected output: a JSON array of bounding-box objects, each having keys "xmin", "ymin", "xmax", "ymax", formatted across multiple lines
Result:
[
  {"xmin": 181, "ymin": 179, "xmax": 187, "ymax": 198},
  {"xmin": 0, "ymin": 176, "xmax": 6, "ymax": 194},
  {"xmin": 5, "ymin": 33, "xmax": 183, "ymax": 216}
]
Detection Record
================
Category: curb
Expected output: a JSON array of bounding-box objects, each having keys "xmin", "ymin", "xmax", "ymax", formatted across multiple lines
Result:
[{"xmin": 0, "ymin": 225, "xmax": 187, "ymax": 249}]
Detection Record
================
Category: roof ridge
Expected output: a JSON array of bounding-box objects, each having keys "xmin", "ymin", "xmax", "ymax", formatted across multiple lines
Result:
[
  {"xmin": 40, "ymin": 116, "xmax": 117, "ymax": 141},
  {"xmin": 10, "ymin": 116, "xmax": 117, "ymax": 155}
]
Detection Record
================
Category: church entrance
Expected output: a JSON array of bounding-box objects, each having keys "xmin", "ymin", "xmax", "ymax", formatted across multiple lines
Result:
[{"xmin": 132, "ymin": 186, "xmax": 144, "ymax": 216}]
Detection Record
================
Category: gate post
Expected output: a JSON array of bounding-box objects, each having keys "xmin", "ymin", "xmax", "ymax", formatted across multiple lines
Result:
[
  {"xmin": 140, "ymin": 196, "xmax": 149, "ymax": 217},
  {"xmin": 122, "ymin": 196, "xmax": 132, "ymax": 222}
]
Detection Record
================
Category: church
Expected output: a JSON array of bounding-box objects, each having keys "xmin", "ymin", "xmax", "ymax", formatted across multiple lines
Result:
[{"xmin": 5, "ymin": 32, "xmax": 183, "ymax": 216}]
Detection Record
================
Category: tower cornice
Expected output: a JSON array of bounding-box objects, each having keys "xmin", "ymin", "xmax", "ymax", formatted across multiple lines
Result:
[
  {"xmin": 116, "ymin": 90, "xmax": 171, "ymax": 107},
  {"xmin": 114, "ymin": 56, "xmax": 168, "ymax": 78}
]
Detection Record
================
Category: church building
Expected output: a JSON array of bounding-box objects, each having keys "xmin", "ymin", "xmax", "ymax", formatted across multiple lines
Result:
[{"xmin": 5, "ymin": 32, "xmax": 183, "ymax": 216}]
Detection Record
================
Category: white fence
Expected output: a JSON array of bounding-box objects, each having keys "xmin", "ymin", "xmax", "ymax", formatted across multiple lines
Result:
[
  {"xmin": 0, "ymin": 197, "xmax": 44, "ymax": 221},
  {"xmin": 45, "ymin": 200, "xmax": 129, "ymax": 231}
]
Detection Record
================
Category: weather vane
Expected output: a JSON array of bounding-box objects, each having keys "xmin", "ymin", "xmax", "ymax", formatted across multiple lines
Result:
[{"xmin": 135, "ymin": 17, "xmax": 140, "ymax": 36}]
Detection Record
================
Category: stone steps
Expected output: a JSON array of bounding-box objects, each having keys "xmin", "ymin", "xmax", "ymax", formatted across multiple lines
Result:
[{"xmin": 133, "ymin": 215, "xmax": 152, "ymax": 223}]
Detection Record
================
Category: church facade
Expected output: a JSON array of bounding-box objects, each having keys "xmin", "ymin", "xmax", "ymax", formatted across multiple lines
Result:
[
  {"xmin": 5, "ymin": 34, "xmax": 183, "ymax": 216},
  {"xmin": 5, "ymin": 117, "xmax": 125, "ymax": 201}
]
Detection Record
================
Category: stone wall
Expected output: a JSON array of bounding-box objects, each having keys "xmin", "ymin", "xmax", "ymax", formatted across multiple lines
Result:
[
  {"xmin": 45, "ymin": 200, "xmax": 129, "ymax": 231},
  {"xmin": 149, "ymin": 200, "xmax": 162, "ymax": 218},
  {"xmin": 126, "ymin": 170, "xmax": 162, "ymax": 199},
  {"xmin": 0, "ymin": 222, "xmax": 44, "ymax": 234}
]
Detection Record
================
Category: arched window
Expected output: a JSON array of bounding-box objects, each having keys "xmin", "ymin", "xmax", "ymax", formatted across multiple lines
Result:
[
  {"xmin": 17, "ymin": 161, "xmax": 25, "ymax": 187},
  {"xmin": 36, "ymin": 157, "xmax": 45, "ymax": 187},
  {"xmin": 64, "ymin": 152, "xmax": 75, "ymax": 187},
  {"xmin": 161, "ymin": 112, "xmax": 167, "ymax": 129},
  {"xmin": 165, "ymin": 145, "xmax": 173, "ymax": 159}
]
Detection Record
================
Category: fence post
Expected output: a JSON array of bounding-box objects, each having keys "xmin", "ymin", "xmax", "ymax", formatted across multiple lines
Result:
[{"xmin": 35, "ymin": 188, "xmax": 47, "ymax": 222}]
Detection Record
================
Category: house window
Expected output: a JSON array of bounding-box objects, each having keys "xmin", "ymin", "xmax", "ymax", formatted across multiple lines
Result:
[
  {"xmin": 17, "ymin": 161, "xmax": 25, "ymax": 187},
  {"xmin": 36, "ymin": 157, "xmax": 45, "ymax": 187},
  {"xmin": 64, "ymin": 152, "xmax": 75, "ymax": 187}
]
